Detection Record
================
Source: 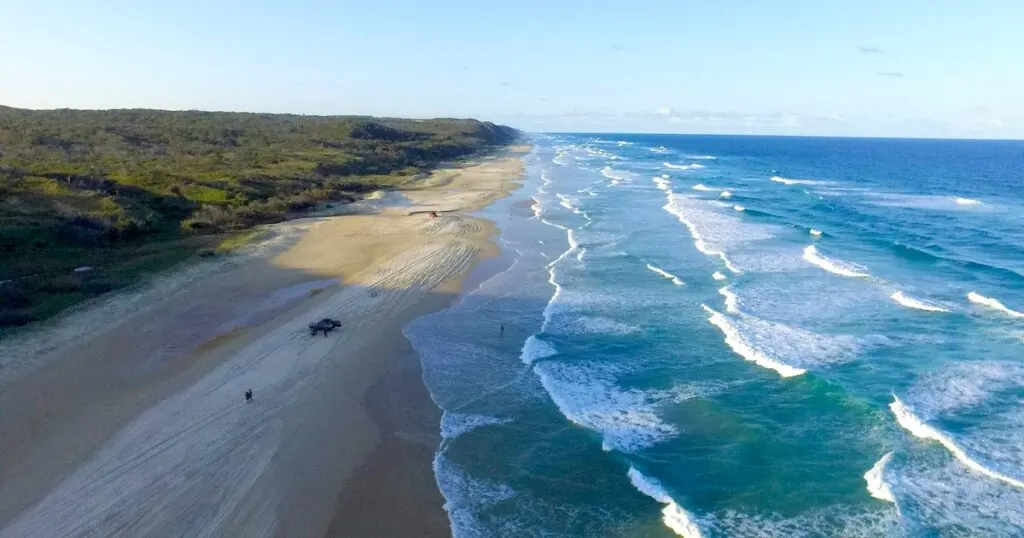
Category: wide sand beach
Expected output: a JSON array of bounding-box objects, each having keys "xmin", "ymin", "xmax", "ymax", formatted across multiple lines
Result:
[{"xmin": 0, "ymin": 146, "xmax": 529, "ymax": 537}]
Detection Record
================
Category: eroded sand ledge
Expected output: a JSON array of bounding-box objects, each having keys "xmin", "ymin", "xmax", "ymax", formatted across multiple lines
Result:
[{"xmin": 0, "ymin": 146, "xmax": 529, "ymax": 537}]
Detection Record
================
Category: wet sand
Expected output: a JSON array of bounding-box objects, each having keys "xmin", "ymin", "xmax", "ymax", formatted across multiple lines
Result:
[{"xmin": 0, "ymin": 146, "xmax": 528, "ymax": 537}]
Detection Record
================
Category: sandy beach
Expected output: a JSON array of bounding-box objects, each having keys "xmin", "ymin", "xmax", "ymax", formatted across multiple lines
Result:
[{"xmin": 0, "ymin": 146, "xmax": 528, "ymax": 537}]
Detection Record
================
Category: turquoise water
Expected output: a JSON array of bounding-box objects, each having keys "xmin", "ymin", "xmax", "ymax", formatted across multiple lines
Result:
[{"xmin": 405, "ymin": 135, "xmax": 1024, "ymax": 537}]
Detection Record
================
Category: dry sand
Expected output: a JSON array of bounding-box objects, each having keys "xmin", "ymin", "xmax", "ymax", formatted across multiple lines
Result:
[{"xmin": 0, "ymin": 146, "xmax": 529, "ymax": 537}]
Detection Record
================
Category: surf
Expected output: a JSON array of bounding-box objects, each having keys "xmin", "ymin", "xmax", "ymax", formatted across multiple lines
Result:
[
  {"xmin": 967, "ymin": 291, "xmax": 1024, "ymax": 318},
  {"xmin": 718, "ymin": 286, "xmax": 740, "ymax": 313},
  {"xmin": 771, "ymin": 175, "xmax": 821, "ymax": 186},
  {"xmin": 803, "ymin": 245, "xmax": 870, "ymax": 278},
  {"xmin": 662, "ymin": 200, "xmax": 741, "ymax": 274},
  {"xmin": 890, "ymin": 396, "xmax": 1024, "ymax": 490},
  {"xmin": 646, "ymin": 263, "xmax": 684, "ymax": 286},
  {"xmin": 664, "ymin": 162, "xmax": 705, "ymax": 170},
  {"xmin": 863, "ymin": 452, "xmax": 897, "ymax": 504},
  {"xmin": 889, "ymin": 291, "xmax": 951, "ymax": 313},
  {"xmin": 627, "ymin": 468, "xmax": 706, "ymax": 538},
  {"xmin": 700, "ymin": 305, "xmax": 806, "ymax": 378}
]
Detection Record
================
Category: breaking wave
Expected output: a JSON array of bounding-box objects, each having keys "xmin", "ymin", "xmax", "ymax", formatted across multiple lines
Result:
[
  {"xmin": 863, "ymin": 452, "xmax": 897, "ymax": 504},
  {"xmin": 955, "ymin": 197, "xmax": 982, "ymax": 206},
  {"xmin": 646, "ymin": 263, "xmax": 684, "ymax": 286},
  {"xmin": 967, "ymin": 291, "xmax": 1024, "ymax": 318},
  {"xmin": 889, "ymin": 291, "xmax": 951, "ymax": 313},
  {"xmin": 890, "ymin": 396, "xmax": 1024, "ymax": 490},
  {"xmin": 718, "ymin": 286, "xmax": 740, "ymax": 314},
  {"xmin": 803, "ymin": 246, "xmax": 870, "ymax": 278},
  {"xmin": 771, "ymin": 176, "xmax": 821, "ymax": 186},
  {"xmin": 627, "ymin": 467, "xmax": 706, "ymax": 538},
  {"xmin": 700, "ymin": 305, "xmax": 807, "ymax": 378},
  {"xmin": 664, "ymin": 162, "xmax": 706, "ymax": 170}
]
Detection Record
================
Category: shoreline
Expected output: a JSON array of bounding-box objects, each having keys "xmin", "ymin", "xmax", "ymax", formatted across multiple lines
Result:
[{"xmin": 0, "ymin": 145, "xmax": 529, "ymax": 537}]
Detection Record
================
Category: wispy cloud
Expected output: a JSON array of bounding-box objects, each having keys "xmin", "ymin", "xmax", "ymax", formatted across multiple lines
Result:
[
  {"xmin": 858, "ymin": 46, "xmax": 884, "ymax": 54},
  {"xmin": 657, "ymin": 107, "xmax": 674, "ymax": 116},
  {"xmin": 499, "ymin": 81, "xmax": 512, "ymax": 87},
  {"xmin": 876, "ymin": 71, "xmax": 905, "ymax": 78}
]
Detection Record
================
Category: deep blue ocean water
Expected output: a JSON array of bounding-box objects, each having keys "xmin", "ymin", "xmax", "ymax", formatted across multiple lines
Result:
[{"xmin": 406, "ymin": 134, "xmax": 1024, "ymax": 537}]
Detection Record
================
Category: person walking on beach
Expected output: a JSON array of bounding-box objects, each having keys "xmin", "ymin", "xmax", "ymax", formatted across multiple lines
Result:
[
  {"xmin": 500, "ymin": 323, "xmax": 504, "ymax": 338},
  {"xmin": 245, "ymin": 389, "xmax": 253, "ymax": 403}
]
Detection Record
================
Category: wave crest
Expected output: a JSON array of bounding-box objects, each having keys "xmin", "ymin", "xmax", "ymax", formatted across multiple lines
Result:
[
  {"xmin": 890, "ymin": 396, "xmax": 1024, "ymax": 490},
  {"xmin": 664, "ymin": 162, "xmax": 706, "ymax": 170},
  {"xmin": 890, "ymin": 291, "xmax": 951, "ymax": 313},
  {"xmin": 968, "ymin": 291, "xmax": 1024, "ymax": 318},
  {"xmin": 627, "ymin": 468, "xmax": 706, "ymax": 538},
  {"xmin": 803, "ymin": 246, "xmax": 870, "ymax": 278}
]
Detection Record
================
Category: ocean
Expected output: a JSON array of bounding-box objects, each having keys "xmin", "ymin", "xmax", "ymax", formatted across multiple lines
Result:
[{"xmin": 405, "ymin": 134, "xmax": 1024, "ymax": 537}]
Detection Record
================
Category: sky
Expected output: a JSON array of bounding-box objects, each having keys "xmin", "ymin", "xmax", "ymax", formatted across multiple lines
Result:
[{"xmin": 2, "ymin": 0, "xmax": 1023, "ymax": 138}]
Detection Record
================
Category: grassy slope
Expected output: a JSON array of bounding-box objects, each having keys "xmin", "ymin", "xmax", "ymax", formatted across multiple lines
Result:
[{"xmin": 0, "ymin": 106, "xmax": 519, "ymax": 328}]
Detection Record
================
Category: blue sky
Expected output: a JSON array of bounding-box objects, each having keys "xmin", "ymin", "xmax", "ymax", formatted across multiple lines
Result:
[{"xmin": 2, "ymin": 0, "xmax": 1022, "ymax": 138}]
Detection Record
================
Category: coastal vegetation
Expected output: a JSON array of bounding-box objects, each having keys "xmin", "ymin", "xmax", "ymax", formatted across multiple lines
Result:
[{"xmin": 0, "ymin": 106, "xmax": 518, "ymax": 329}]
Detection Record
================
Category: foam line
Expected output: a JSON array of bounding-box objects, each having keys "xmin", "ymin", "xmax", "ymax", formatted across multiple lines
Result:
[
  {"xmin": 646, "ymin": 263, "xmax": 684, "ymax": 286},
  {"xmin": 863, "ymin": 452, "xmax": 897, "ymax": 504},
  {"xmin": 890, "ymin": 291, "xmax": 950, "ymax": 313},
  {"xmin": 803, "ymin": 246, "xmax": 869, "ymax": 278},
  {"xmin": 968, "ymin": 291, "xmax": 1024, "ymax": 318},
  {"xmin": 627, "ymin": 468, "xmax": 706, "ymax": 538},
  {"xmin": 890, "ymin": 396, "xmax": 1024, "ymax": 490},
  {"xmin": 701, "ymin": 305, "xmax": 806, "ymax": 378}
]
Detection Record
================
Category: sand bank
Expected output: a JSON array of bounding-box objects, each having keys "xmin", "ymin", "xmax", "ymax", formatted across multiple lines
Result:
[{"xmin": 0, "ymin": 146, "xmax": 529, "ymax": 537}]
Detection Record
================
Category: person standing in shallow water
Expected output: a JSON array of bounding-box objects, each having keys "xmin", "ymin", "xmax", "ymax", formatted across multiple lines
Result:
[
  {"xmin": 245, "ymin": 389, "xmax": 253, "ymax": 403},
  {"xmin": 500, "ymin": 323, "xmax": 504, "ymax": 338}
]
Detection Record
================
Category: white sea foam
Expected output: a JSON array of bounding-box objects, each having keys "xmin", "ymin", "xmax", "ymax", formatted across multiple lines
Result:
[
  {"xmin": 864, "ymin": 452, "xmax": 897, "ymax": 504},
  {"xmin": 532, "ymin": 361, "xmax": 679, "ymax": 452},
  {"xmin": 700, "ymin": 305, "xmax": 806, "ymax": 377},
  {"xmin": 890, "ymin": 396, "xmax": 1024, "ymax": 490},
  {"xmin": 889, "ymin": 291, "xmax": 951, "ymax": 313},
  {"xmin": 720, "ymin": 191, "xmax": 733, "ymax": 198},
  {"xmin": 646, "ymin": 263, "xmax": 684, "ymax": 286},
  {"xmin": 803, "ymin": 246, "xmax": 870, "ymax": 278},
  {"xmin": 435, "ymin": 454, "xmax": 517, "ymax": 537},
  {"xmin": 664, "ymin": 162, "xmax": 706, "ymax": 170},
  {"xmin": 809, "ymin": 229, "xmax": 822, "ymax": 236},
  {"xmin": 771, "ymin": 176, "xmax": 821, "ymax": 186},
  {"xmin": 558, "ymin": 316, "xmax": 643, "ymax": 337},
  {"xmin": 520, "ymin": 335, "xmax": 558, "ymax": 365},
  {"xmin": 718, "ymin": 287, "xmax": 740, "ymax": 313},
  {"xmin": 691, "ymin": 184, "xmax": 716, "ymax": 191},
  {"xmin": 955, "ymin": 197, "xmax": 982, "ymax": 206},
  {"xmin": 908, "ymin": 361, "xmax": 1024, "ymax": 416},
  {"xmin": 601, "ymin": 166, "xmax": 629, "ymax": 183},
  {"xmin": 650, "ymin": 146, "xmax": 671, "ymax": 153},
  {"xmin": 712, "ymin": 272, "xmax": 727, "ymax": 281},
  {"xmin": 441, "ymin": 413, "xmax": 513, "ymax": 439},
  {"xmin": 662, "ymin": 199, "xmax": 742, "ymax": 274},
  {"xmin": 968, "ymin": 291, "xmax": 1024, "ymax": 318},
  {"xmin": 732, "ymin": 205, "xmax": 745, "ymax": 212},
  {"xmin": 684, "ymin": 154, "xmax": 717, "ymax": 160},
  {"xmin": 653, "ymin": 178, "xmax": 672, "ymax": 191},
  {"xmin": 627, "ymin": 468, "xmax": 706, "ymax": 538},
  {"xmin": 661, "ymin": 174, "xmax": 671, "ymax": 179}
]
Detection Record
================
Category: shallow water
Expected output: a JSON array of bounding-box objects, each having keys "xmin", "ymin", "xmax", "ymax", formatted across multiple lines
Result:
[{"xmin": 406, "ymin": 135, "xmax": 1024, "ymax": 536}]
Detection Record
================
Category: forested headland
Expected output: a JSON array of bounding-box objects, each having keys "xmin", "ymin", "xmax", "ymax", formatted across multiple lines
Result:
[{"xmin": 0, "ymin": 106, "xmax": 519, "ymax": 328}]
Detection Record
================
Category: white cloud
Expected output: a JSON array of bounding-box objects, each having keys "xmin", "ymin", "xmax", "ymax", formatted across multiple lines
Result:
[{"xmin": 657, "ymin": 107, "xmax": 674, "ymax": 116}]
